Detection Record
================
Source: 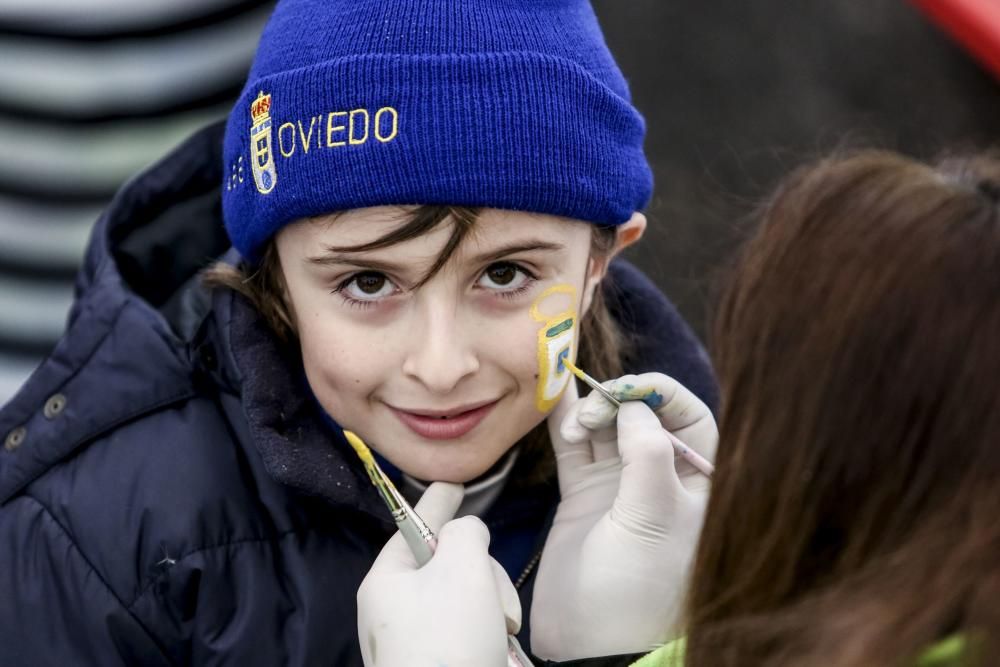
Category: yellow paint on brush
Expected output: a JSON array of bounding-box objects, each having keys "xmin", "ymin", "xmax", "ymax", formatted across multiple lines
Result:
[
  {"xmin": 561, "ymin": 357, "xmax": 587, "ymax": 383},
  {"xmin": 530, "ymin": 284, "xmax": 578, "ymax": 413},
  {"xmin": 343, "ymin": 430, "xmax": 410, "ymax": 515},
  {"xmin": 343, "ymin": 430, "xmax": 375, "ymax": 467}
]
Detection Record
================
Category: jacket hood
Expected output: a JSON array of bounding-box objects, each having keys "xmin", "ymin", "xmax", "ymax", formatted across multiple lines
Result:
[
  {"xmin": 0, "ymin": 123, "xmax": 230, "ymax": 504},
  {"xmin": 0, "ymin": 121, "xmax": 716, "ymax": 506}
]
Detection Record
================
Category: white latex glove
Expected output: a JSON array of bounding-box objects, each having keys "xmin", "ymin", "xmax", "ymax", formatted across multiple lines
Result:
[
  {"xmin": 530, "ymin": 373, "xmax": 717, "ymax": 661},
  {"xmin": 357, "ymin": 482, "xmax": 521, "ymax": 667}
]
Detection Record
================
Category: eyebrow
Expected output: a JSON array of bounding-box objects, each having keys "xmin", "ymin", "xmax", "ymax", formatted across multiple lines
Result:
[
  {"xmin": 306, "ymin": 252, "xmax": 402, "ymax": 272},
  {"xmin": 469, "ymin": 240, "xmax": 565, "ymax": 264},
  {"xmin": 306, "ymin": 240, "xmax": 565, "ymax": 271}
]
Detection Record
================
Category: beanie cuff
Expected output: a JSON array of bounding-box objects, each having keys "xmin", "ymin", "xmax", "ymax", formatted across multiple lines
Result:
[{"xmin": 222, "ymin": 52, "xmax": 652, "ymax": 260}]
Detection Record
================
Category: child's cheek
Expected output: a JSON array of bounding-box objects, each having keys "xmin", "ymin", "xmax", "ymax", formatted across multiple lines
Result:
[
  {"xmin": 475, "ymin": 308, "xmax": 539, "ymax": 384},
  {"xmin": 297, "ymin": 316, "xmax": 389, "ymax": 414}
]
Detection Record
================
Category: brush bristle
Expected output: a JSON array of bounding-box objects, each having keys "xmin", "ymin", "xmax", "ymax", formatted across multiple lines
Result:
[
  {"xmin": 562, "ymin": 357, "xmax": 587, "ymax": 382},
  {"xmin": 343, "ymin": 430, "xmax": 375, "ymax": 466}
]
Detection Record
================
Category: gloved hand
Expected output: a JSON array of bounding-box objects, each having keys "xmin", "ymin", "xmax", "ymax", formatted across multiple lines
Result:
[
  {"xmin": 357, "ymin": 482, "xmax": 521, "ymax": 667},
  {"xmin": 530, "ymin": 373, "xmax": 717, "ymax": 661}
]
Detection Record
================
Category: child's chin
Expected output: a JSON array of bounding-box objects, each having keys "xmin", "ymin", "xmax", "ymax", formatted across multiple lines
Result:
[
  {"xmin": 400, "ymin": 454, "xmax": 499, "ymax": 485},
  {"xmin": 408, "ymin": 464, "xmax": 480, "ymax": 485}
]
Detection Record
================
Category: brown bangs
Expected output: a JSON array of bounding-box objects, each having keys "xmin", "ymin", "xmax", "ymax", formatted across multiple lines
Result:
[{"xmin": 315, "ymin": 205, "xmax": 481, "ymax": 289}]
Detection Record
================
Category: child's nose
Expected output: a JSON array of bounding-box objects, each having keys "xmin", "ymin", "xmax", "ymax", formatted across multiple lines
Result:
[{"xmin": 401, "ymin": 309, "xmax": 479, "ymax": 394}]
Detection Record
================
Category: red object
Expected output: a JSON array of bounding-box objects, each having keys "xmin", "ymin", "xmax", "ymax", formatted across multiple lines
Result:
[{"xmin": 911, "ymin": 0, "xmax": 1000, "ymax": 80}]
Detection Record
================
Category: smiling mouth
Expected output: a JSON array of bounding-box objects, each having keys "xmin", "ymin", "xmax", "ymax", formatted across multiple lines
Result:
[
  {"xmin": 397, "ymin": 400, "xmax": 498, "ymax": 418},
  {"xmin": 388, "ymin": 400, "xmax": 500, "ymax": 440}
]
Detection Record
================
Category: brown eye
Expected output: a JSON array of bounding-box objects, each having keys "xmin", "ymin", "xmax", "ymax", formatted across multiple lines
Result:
[
  {"xmin": 355, "ymin": 272, "xmax": 386, "ymax": 294},
  {"xmin": 486, "ymin": 263, "xmax": 517, "ymax": 285},
  {"xmin": 342, "ymin": 271, "xmax": 396, "ymax": 302},
  {"xmin": 477, "ymin": 262, "xmax": 533, "ymax": 293}
]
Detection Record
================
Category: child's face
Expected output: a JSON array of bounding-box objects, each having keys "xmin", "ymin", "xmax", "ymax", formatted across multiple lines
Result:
[{"xmin": 275, "ymin": 207, "xmax": 605, "ymax": 482}]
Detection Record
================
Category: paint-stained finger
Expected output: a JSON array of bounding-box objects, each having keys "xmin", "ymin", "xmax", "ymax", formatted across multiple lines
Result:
[
  {"xmin": 638, "ymin": 373, "xmax": 710, "ymax": 429},
  {"xmin": 593, "ymin": 373, "xmax": 717, "ymax": 481},
  {"xmin": 640, "ymin": 374, "xmax": 716, "ymax": 457},
  {"xmin": 574, "ymin": 372, "xmax": 680, "ymax": 433},
  {"xmin": 577, "ymin": 373, "xmax": 706, "ymax": 432},
  {"xmin": 620, "ymin": 373, "xmax": 717, "ymax": 485}
]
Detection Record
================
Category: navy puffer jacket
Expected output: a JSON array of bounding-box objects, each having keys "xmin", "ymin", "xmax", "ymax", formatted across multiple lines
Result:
[{"xmin": 0, "ymin": 123, "xmax": 717, "ymax": 666}]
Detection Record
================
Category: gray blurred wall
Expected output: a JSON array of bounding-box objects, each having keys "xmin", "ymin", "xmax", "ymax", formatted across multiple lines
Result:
[{"xmin": 0, "ymin": 0, "xmax": 273, "ymax": 403}]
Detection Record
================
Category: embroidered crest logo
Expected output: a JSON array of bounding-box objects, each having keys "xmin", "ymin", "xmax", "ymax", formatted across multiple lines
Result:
[{"xmin": 249, "ymin": 91, "xmax": 277, "ymax": 194}]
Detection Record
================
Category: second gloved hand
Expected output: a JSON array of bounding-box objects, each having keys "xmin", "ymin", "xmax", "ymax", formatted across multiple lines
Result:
[
  {"xmin": 530, "ymin": 373, "xmax": 717, "ymax": 661},
  {"xmin": 357, "ymin": 482, "xmax": 520, "ymax": 667}
]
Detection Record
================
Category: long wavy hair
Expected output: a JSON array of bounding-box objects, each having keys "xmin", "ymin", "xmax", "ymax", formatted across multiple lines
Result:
[{"xmin": 686, "ymin": 151, "xmax": 1000, "ymax": 666}]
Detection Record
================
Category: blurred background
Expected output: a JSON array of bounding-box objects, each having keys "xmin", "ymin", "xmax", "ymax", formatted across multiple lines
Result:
[{"xmin": 1, "ymin": 0, "xmax": 998, "ymax": 405}]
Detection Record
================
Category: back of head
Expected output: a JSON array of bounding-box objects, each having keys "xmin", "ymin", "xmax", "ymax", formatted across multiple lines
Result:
[
  {"xmin": 221, "ymin": 0, "xmax": 652, "ymax": 261},
  {"xmin": 688, "ymin": 151, "xmax": 1000, "ymax": 666}
]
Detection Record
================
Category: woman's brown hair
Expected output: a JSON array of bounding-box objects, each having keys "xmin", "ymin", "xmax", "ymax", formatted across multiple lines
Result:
[
  {"xmin": 204, "ymin": 206, "xmax": 626, "ymax": 484},
  {"xmin": 684, "ymin": 151, "xmax": 1000, "ymax": 666}
]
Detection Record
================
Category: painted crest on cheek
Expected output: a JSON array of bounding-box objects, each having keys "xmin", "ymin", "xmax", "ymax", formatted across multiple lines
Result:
[{"xmin": 530, "ymin": 284, "xmax": 578, "ymax": 413}]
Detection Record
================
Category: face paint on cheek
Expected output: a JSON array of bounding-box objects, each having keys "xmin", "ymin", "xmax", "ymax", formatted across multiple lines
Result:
[{"xmin": 530, "ymin": 284, "xmax": 578, "ymax": 413}]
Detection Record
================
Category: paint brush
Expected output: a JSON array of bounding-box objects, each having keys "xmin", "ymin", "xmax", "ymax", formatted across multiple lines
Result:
[
  {"xmin": 562, "ymin": 359, "xmax": 715, "ymax": 478},
  {"xmin": 343, "ymin": 430, "xmax": 533, "ymax": 667},
  {"xmin": 344, "ymin": 430, "xmax": 437, "ymax": 563}
]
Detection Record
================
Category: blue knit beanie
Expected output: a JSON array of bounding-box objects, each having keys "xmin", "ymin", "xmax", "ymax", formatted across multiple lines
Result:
[{"xmin": 221, "ymin": 0, "xmax": 653, "ymax": 261}]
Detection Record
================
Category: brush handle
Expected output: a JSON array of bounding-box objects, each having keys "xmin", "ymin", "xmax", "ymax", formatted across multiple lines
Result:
[
  {"xmin": 506, "ymin": 636, "xmax": 533, "ymax": 666},
  {"xmin": 666, "ymin": 431, "xmax": 715, "ymax": 477},
  {"xmin": 394, "ymin": 511, "xmax": 437, "ymax": 566}
]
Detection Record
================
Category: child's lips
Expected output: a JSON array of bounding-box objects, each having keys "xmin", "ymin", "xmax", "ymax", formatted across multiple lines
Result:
[{"xmin": 388, "ymin": 400, "xmax": 499, "ymax": 440}]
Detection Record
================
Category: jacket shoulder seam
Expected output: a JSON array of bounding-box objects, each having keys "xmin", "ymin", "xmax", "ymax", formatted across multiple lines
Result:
[{"xmin": 0, "ymin": 387, "xmax": 198, "ymax": 507}]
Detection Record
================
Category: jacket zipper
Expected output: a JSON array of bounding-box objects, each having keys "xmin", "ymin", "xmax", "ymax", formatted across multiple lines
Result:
[{"xmin": 514, "ymin": 548, "xmax": 543, "ymax": 589}]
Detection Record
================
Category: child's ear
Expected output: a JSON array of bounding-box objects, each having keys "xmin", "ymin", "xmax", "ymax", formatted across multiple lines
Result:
[
  {"xmin": 613, "ymin": 212, "xmax": 647, "ymax": 255},
  {"xmin": 580, "ymin": 212, "xmax": 647, "ymax": 315}
]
